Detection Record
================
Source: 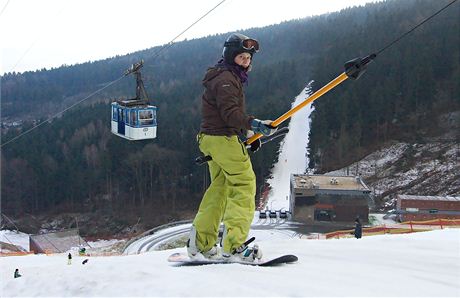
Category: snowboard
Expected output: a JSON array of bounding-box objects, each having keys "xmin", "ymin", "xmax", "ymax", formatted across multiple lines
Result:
[{"xmin": 167, "ymin": 252, "xmax": 298, "ymax": 267}]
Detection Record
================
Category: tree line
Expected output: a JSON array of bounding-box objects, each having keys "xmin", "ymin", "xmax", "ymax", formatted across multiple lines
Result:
[{"xmin": 1, "ymin": 0, "xmax": 458, "ymax": 223}]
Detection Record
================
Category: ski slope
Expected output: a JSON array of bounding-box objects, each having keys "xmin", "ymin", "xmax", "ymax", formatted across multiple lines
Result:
[
  {"xmin": 266, "ymin": 84, "xmax": 314, "ymax": 211},
  {"xmin": 2, "ymin": 85, "xmax": 459, "ymax": 297},
  {"xmin": 2, "ymin": 229, "xmax": 459, "ymax": 297}
]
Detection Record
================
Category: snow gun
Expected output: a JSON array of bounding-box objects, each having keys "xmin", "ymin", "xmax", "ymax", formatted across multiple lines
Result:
[{"xmin": 244, "ymin": 54, "xmax": 376, "ymax": 147}]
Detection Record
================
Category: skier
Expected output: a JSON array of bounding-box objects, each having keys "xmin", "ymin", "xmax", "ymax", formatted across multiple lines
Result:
[
  {"xmin": 187, "ymin": 33, "xmax": 277, "ymax": 262},
  {"xmin": 14, "ymin": 269, "xmax": 21, "ymax": 278},
  {"xmin": 67, "ymin": 252, "xmax": 72, "ymax": 265},
  {"xmin": 354, "ymin": 217, "xmax": 362, "ymax": 239}
]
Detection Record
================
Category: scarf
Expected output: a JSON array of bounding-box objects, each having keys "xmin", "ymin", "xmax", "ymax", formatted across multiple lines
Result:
[{"xmin": 216, "ymin": 59, "xmax": 249, "ymax": 85}]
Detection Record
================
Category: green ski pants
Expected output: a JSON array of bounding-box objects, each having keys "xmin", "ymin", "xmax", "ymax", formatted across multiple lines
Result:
[{"xmin": 193, "ymin": 133, "xmax": 256, "ymax": 253}]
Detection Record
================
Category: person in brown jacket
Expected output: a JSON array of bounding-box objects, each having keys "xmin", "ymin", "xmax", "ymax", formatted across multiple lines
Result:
[{"xmin": 187, "ymin": 33, "xmax": 277, "ymax": 262}]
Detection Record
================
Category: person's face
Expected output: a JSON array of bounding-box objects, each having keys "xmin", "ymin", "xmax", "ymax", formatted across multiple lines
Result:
[{"xmin": 234, "ymin": 52, "xmax": 251, "ymax": 68}]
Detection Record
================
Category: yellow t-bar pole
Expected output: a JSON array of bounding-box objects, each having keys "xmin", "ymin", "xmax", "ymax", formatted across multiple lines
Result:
[{"xmin": 246, "ymin": 71, "xmax": 349, "ymax": 145}]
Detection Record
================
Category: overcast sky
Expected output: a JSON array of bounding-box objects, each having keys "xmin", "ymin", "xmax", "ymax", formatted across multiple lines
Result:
[{"xmin": 0, "ymin": 0, "xmax": 378, "ymax": 74}]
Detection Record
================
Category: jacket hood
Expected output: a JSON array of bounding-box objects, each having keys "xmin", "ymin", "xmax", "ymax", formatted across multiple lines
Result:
[{"xmin": 202, "ymin": 66, "xmax": 226, "ymax": 85}]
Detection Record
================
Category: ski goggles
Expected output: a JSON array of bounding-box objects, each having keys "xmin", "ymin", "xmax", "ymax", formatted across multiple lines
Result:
[
  {"xmin": 225, "ymin": 38, "xmax": 260, "ymax": 52},
  {"xmin": 241, "ymin": 38, "xmax": 259, "ymax": 52}
]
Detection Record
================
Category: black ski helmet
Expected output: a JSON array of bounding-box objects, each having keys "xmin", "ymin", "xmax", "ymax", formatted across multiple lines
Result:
[{"xmin": 222, "ymin": 33, "xmax": 259, "ymax": 65}]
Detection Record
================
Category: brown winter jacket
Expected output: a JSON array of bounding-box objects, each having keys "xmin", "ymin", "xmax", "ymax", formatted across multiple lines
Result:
[{"xmin": 200, "ymin": 66, "xmax": 254, "ymax": 136}]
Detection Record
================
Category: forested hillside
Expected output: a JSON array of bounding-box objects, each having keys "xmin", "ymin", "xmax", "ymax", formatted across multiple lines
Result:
[
  {"xmin": 1, "ymin": 0, "xmax": 458, "ymax": 232},
  {"xmin": 307, "ymin": 0, "xmax": 459, "ymax": 172}
]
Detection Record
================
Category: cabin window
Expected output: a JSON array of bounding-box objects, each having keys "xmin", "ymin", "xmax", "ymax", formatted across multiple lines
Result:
[
  {"xmin": 139, "ymin": 110, "xmax": 154, "ymax": 126},
  {"xmin": 118, "ymin": 109, "xmax": 124, "ymax": 122},
  {"xmin": 112, "ymin": 107, "xmax": 117, "ymax": 121},
  {"xmin": 130, "ymin": 111, "xmax": 137, "ymax": 126}
]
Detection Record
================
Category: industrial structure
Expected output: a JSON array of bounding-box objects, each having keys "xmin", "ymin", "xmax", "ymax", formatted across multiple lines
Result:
[
  {"xmin": 290, "ymin": 174, "xmax": 371, "ymax": 224},
  {"xmin": 29, "ymin": 229, "xmax": 88, "ymax": 254}
]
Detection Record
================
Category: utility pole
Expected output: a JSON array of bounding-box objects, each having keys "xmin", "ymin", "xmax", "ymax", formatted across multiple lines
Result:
[{"xmin": 75, "ymin": 216, "xmax": 80, "ymax": 246}]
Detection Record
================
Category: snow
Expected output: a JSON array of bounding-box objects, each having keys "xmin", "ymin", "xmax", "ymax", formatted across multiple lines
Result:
[
  {"xmin": 326, "ymin": 140, "xmax": 460, "ymax": 204},
  {"xmin": 86, "ymin": 239, "xmax": 120, "ymax": 249},
  {"xmin": 2, "ymin": 75, "xmax": 459, "ymax": 297},
  {"xmin": 1, "ymin": 229, "xmax": 459, "ymax": 297},
  {"xmin": 266, "ymin": 83, "xmax": 314, "ymax": 211}
]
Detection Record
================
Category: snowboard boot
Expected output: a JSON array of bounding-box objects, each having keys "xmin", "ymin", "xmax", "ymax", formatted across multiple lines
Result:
[
  {"xmin": 222, "ymin": 238, "xmax": 263, "ymax": 263},
  {"xmin": 187, "ymin": 226, "xmax": 222, "ymax": 260}
]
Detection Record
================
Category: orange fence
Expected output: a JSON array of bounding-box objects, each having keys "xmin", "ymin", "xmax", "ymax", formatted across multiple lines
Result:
[
  {"xmin": 400, "ymin": 218, "xmax": 460, "ymax": 229},
  {"xmin": 325, "ymin": 218, "xmax": 460, "ymax": 239},
  {"xmin": 0, "ymin": 251, "xmax": 34, "ymax": 257},
  {"xmin": 1, "ymin": 250, "xmax": 123, "ymax": 257}
]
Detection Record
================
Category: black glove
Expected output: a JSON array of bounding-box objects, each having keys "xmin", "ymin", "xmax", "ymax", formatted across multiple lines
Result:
[{"xmin": 248, "ymin": 138, "xmax": 262, "ymax": 153}]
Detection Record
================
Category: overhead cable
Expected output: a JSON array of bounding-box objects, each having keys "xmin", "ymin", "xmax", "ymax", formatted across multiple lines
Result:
[
  {"xmin": 1, "ymin": 0, "xmax": 227, "ymax": 147},
  {"xmin": 375, "ymin": 0, "xmax": 458, "ymax": 55},
  {"xmin": 0, "ymin": 0, "xmax": 10, "ymax": 18}
]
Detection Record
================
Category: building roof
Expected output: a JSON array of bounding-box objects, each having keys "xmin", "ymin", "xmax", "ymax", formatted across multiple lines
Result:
[
  {"xmin": 397, "ymin": 194, "xmax": 460, "ymax": 202},
  {"xmin": 291, "ymin": 174, "xmax": 370, "ymax": 192}
]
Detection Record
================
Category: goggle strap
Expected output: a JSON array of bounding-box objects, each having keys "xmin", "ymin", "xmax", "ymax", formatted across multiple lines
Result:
[
  {"xmin": 224, "ymin": 41, "xmax": 240, "ymax": 47},
  {"xmin": 224, "ymin": 39, "xmax": 259, "ymax": 52}
]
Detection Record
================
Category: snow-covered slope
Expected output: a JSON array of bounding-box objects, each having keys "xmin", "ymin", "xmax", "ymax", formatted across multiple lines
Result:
[
  {"xmin": 1, "ymin": 229, "xmax": 459, "ymax": 297},
  {"xmin": 324, "ymin": 111, "xmax": 459, "ymax": 209},
  {"xmin": 0, "ymin": 230, "xmax": 29, "ymax": 252},
  {"xmin": 266, "ymin": 84, "xmax": 314, "ymax": 211},
  {"xmin": 327, "ymin": 140, "xmax": 460, "ymax": 209}
]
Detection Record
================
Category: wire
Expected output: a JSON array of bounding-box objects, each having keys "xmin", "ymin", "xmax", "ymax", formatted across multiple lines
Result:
[
  {"xmin": 149, "ymin": 0, "xmax": 226, "ymax": 61},
  {"xmin": 0, "ymin": 0, "xmax": 10, "ymax": 18},
  {"xmin": 1, "ymin": 76, "xmax": 125, "ymax": 148},
  {"xmin": 9, "ymin": 37, "xmax": 41, "ymax": 72},
  {"xmin": 375, "ymin": 0, "xmax": 458, "ymax": 56},
  {"xmin": 6, "ymin": 4, "xmax": 67, "ymax": 73},
  {"xmin": 1, "ymin": 0, "xmax": 227, "ymax": 147}
]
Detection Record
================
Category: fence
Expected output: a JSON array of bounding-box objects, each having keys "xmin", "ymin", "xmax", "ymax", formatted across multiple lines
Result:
[
  {"xmin": 324, "ymin": 218, "xmax": 460, "ymax": 239},
  {"xmin": 0, "ymin": 251, "xmax": 34, "ymax": 257},
  {"xmin": 1, "ymin": 248, "xmax": 123, "ymax": 257},
  {"xmin": 3, "ymin": 219, "xmax": 460, "ymax": 256}
]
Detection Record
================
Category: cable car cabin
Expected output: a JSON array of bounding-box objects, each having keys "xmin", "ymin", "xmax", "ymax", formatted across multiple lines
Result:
[{"xmin": 111, "ymin": 99, "xmax": 157, "ymax": 141}]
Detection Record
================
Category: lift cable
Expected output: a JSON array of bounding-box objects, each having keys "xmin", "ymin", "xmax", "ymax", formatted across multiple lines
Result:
[
  {"xmin": 0, "ymin": 0, "xmax": 10, "ymax": 18},
  {"xmin": 149, "ymin": 0, "xmax": 226, "ymax": 61},
  {"xmin": 244, "ymin": 0, "xmax": 459, "ymax": 146},
  {"xmin": 1, "ymin": 0, "xmax": 227, "ymax": 148},
  {"xmin": 1, "ymin": 76, "xmax": 125, "ymax": 147},
  {"xmin": 375, "ymin": 0, "xmax": 458, "ymax": 56},
  {"xmin": 5, "ymin": 3, "xmax": 68, "ymax": 73}
]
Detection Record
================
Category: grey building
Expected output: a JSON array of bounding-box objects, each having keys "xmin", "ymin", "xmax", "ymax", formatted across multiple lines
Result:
[
  {"xmin": 290, "ymin": 174, "xmax": 371, "ymax": 224},
  {"xmin": 30, "ymin": 229, "xmax": 88, "ymax": 254}
]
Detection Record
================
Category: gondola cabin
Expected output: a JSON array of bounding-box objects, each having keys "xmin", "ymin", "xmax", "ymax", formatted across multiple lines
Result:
[{"xmin": 111, "ymin": 99, "xmax": 157, "ymax": 141}]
